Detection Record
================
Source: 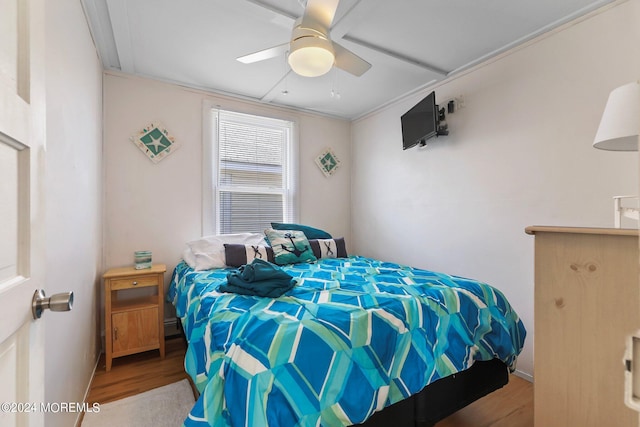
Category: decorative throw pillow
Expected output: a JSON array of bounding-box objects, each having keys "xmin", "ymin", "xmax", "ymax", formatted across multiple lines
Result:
[
  {"xmin": 270, "ymin": 222, "xmax": 332, "ymax": 240},
  {"xmin": 264, "ymin": 228, "xmax": 317, "ymax": 265},
  {"xmin": 309, "ymin": 238, "xmax": 348, "ymax": 259},
  {"xmin": 224, "ymin": 244, "xmax": 275, "ymax": 267}
]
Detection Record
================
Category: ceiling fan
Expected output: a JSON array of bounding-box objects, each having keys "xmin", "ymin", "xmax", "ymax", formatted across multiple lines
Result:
[{"xmin": 237, "ymin": 0, "xmax": 371, "ymax": 78}]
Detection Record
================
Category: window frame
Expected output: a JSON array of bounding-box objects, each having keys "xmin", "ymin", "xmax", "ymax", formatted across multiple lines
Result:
[{"xmin": 202, "ymin": 101, "xmax": 299, "ymax": 235}]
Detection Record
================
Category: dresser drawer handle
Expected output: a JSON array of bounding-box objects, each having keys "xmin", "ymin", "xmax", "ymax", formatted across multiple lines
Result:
[{"xmin": 132, "ymin": 281, "xmax": 138, "ymax": 286}]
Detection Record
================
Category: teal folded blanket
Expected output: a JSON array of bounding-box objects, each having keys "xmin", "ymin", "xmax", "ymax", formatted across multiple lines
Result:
[{"xmin": 221, "ymin": 258, "xmax": 296, "ymax": 298}]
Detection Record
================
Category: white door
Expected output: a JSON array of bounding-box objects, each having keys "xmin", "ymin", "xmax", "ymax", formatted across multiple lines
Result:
[{"xmin": 0, "ymin": 0, "xmax": 46, "ymax": 426}]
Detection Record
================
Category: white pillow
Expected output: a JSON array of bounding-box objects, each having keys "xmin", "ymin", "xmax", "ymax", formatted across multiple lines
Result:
[{"xmin": 183, "ymin": 233, "xmax": 267, "ymax": 270}]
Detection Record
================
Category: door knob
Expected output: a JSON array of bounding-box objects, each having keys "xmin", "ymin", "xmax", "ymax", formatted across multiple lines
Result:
[{"xmin": 32, "ymin": 289, "xmax": 74, "ymax": 319}]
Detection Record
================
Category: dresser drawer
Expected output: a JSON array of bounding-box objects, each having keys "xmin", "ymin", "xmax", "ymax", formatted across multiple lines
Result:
[{"xmin": 110, "ymin": 274, "xmax": 159, "ymax": 290}]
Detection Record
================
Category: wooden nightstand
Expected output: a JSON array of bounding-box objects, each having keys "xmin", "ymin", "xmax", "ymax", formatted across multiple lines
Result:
[{"xmin": 103, "ymin": 264, "xmax": 166, "ymax": 371}]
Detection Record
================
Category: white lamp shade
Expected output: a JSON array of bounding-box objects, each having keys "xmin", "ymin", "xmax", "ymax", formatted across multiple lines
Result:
[
  {"xmin": 288, "ymin": 36, "xmax": 334, "ymax": 77},
  {"xmin": 593, "ymin": 81, "xmax": 640, "ymax": 151}
]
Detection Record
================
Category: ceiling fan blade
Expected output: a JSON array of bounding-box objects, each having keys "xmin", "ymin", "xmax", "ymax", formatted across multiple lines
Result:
[
  {"xmin": 300, "ymin": 0, "xmax": 340, "ymax": 31},
  {"xmin": 333, "ymin": 42, "xmax": 371, "ymax": 77},
  {"xmin": 237, "ymin": 43, "xmax": 289, "ymax": 64}
]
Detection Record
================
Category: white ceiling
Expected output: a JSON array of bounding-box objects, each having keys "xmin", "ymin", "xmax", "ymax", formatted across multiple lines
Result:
[{"xmin": 82, "ymin": 0, "xmax": 615, "ymax": 119}]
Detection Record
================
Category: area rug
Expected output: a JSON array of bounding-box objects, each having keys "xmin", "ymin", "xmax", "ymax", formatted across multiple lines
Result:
[{"xmin": 82, "ymin": 379, "xmax": 195, "ymax": 427}]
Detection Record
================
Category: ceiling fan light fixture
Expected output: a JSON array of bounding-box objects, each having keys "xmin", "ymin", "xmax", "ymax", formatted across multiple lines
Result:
[{"xmin": 288, "ymin": 35, "xmax": 334, "ymax": 77}]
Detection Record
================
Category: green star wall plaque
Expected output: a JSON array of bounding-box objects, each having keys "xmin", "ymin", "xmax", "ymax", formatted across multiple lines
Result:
[
  {"xmin": 315, "ymin": 147, "xmax": 341, "ymax": 177},
  {"xmin": 131, "ymin": 121, "xmax": 180, "ymax": 163}
]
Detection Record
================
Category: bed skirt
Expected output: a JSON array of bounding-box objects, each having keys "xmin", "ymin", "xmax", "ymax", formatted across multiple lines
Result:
[{"xmin": 356, "ymin": 359, "xmax": 509, "ymax": 427}]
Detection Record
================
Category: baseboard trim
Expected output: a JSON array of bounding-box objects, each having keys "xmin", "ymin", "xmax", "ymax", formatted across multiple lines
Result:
[
  {"xmin": 76, "ymin": 351, "xmax": 101, "ymax": 427},
  {"xmin": 512, "ymin": 369, "xmax": 533, "ymax": 383}
]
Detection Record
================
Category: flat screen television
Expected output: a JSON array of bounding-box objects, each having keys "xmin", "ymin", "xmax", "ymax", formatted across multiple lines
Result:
[{"xmin": 401, "ymin": 91, "xmax": 439, "ymax": 150}]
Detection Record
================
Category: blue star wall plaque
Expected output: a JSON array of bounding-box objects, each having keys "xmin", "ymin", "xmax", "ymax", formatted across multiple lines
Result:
[
  {"xmin": 131, "ymin": 121, "xmax": 180, "ymax": 163},
  {"xmin": 315, "ymin": 147, "xmax": 341, "ymax": 177}
]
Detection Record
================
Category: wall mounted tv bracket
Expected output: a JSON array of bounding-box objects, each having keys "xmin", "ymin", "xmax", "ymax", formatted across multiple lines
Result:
[{"xmin": 437, "ymin": 107, "xmax": 449, "ymax": 136}]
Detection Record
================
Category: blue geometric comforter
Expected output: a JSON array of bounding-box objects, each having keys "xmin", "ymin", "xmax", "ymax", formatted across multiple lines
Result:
[{"xmin": 168, "ymin": 256, "xmax": 526, "ymax": 427}]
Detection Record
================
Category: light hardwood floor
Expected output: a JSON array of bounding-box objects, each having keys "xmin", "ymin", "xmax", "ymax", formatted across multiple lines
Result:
[
  {"xmin": 86, "ymin": 336, "xmax": 190, "ymax": 404},
  {"xmin": 437, "ymin": 374, "xmax": 533, "ymax": 427},
  {"xmin": 86, "ymin": 337, "xmax": 533, "ymax": 426}
]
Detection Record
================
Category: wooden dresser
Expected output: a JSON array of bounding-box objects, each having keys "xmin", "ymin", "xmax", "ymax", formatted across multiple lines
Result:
[{"xmin": 526, "ymin": 226, "xmax": 640, "ymax": 426}]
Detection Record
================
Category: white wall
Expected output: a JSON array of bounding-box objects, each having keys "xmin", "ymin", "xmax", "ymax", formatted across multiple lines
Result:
[
  {"xmin": 102, "ymin": 73, "xmax": 351, "ymax": 318},
  {"xmin": 351, "ymin": 0, "xmax": 640, "ymax": 378},
  {"xmin": 44, "ymin": 1, "xmax": 103, "ymax": 426}
]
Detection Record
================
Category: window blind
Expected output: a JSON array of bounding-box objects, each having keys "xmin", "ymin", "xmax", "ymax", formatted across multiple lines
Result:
[{"xmin": 215, "ymin": 110, "xmax": 295, "ymax": 234}]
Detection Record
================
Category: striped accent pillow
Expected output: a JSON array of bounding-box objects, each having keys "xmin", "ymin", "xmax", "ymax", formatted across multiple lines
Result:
[
  {"xmin": 224, "ymin": 244, "xmax": 275, "ymax": 267},
  {"xmin": 309, "ymin": 238, "xmax": 348, "ymax": 259}
]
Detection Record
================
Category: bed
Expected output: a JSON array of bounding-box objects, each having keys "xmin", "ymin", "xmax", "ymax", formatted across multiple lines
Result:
[{"xmin": 169, "ymin": 231, "xmax": 526, "ymax": 427}]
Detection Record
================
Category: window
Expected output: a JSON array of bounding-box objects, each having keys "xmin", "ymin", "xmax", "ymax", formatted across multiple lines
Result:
[{"xmin": 205, "ymin": 108, "xmax": 297, "ymax": 234}]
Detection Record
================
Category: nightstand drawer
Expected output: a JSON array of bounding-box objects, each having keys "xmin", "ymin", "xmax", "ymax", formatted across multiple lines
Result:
[{"xmin": 110, "ymin": 275, "xmax": 159, "ymax": 290}]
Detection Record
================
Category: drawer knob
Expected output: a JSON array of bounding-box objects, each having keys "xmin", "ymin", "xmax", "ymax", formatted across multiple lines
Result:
[{"xmin": 132, "ymin": 281, "xmax": 138, "ymax": 286}]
